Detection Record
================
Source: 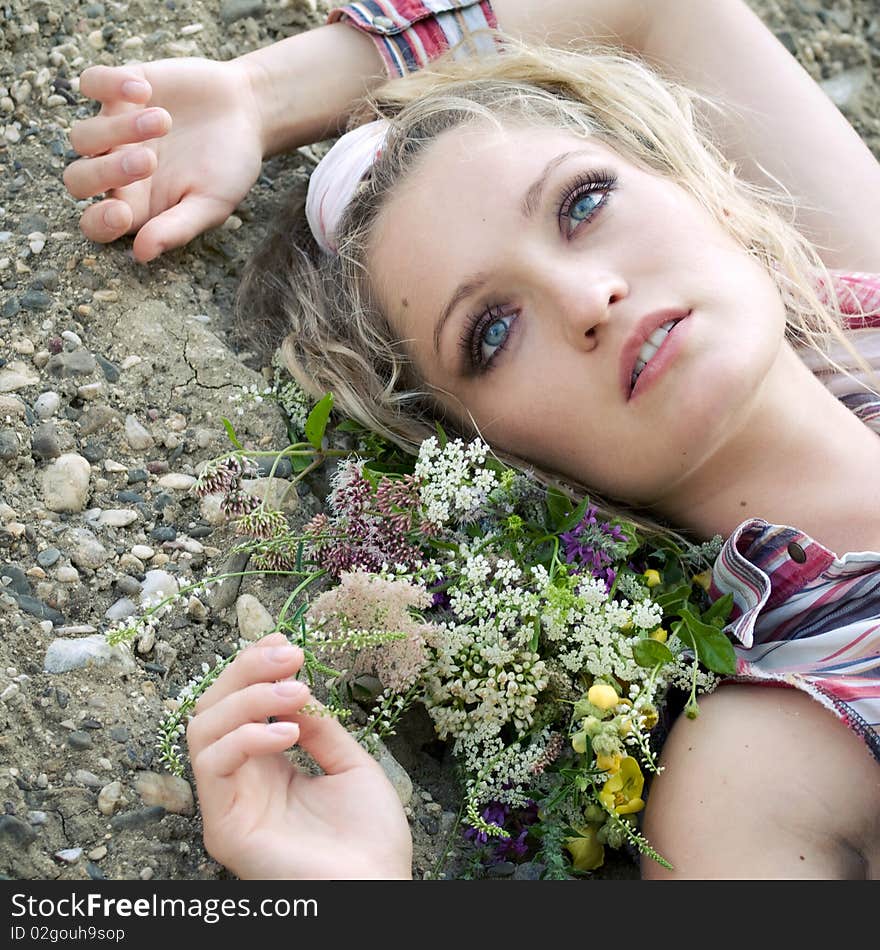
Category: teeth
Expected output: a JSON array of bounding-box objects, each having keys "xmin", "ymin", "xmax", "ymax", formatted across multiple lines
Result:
[{"xmin": 631, "ymin": 320, "xmax": 679, "ymax": 391}]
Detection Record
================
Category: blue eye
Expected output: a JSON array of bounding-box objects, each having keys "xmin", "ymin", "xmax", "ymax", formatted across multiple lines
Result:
[
  {"xmin": 479, "ymin": 313, "xmax": 513, "ymax": 362},
  {"xmin": 569, "ymin": 192, "xmax": 601, "ymax": 226}
]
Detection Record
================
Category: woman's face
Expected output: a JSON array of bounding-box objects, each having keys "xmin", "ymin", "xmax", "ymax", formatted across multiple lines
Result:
[{"xmin": 370, "ymin": 122, "xmax": 788, "ymax": 506}]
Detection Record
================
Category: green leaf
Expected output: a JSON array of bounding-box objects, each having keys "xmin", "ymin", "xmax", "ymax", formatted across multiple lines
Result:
[
  {"xmin": 545, "ymin": 486, "xmax": 573, "ymax": 530},
  {"xmin": 221, "ymin": 418, "xmax": 243, "ymax": 449},
  {"xmin": 654, "ymin": 583, "xmax": 692, "ymax": 612},
  {"xmin": 290, "ymin": 453, "xmax": 313, "ymax": 473},
  {"xmin": 558, "ymin": 495, "xmax": 591, "ymax": 534},
  {"xmin": 434, "ymin": 421, "xmax": 448, "ymax": 447},
  {"xmin": 335, "ymin": 418, "xmax": 364, "ymax": 433},
  {"xmin": 702, "ymin": 592, "xmax": 734, "ymax": 628},
  {"xmin": 632, "ymin": 638, "xmax": 675, "ymax": 668},
  {"xmin": 676, "ymin": 608, "xmax": 737, "ymax": 675},
  {"xmin": 363, "ymin": 459, "xmax": 412, "ymax": 477},
  {"xmin": 304, "ymin": 392, "xmax": 334, "ymax": 450}
]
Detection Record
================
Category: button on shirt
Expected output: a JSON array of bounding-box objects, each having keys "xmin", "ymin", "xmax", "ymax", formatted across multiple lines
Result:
[{"xmin": 708, "ymin": 271, "xmax": 880, "ymax": 763}]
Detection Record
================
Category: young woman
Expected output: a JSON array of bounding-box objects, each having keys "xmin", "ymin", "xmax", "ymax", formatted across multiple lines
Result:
[{"xmin": 65, "ymin": 1, "xmax": 880, "ymax": 879}]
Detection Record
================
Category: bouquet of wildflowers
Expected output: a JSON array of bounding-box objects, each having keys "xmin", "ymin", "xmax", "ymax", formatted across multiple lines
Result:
[{"xmin": 140, "ymin": 386, "xmax": 734, "ymax": 877}]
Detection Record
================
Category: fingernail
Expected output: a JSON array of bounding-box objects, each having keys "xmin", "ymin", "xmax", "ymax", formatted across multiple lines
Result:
[
  {"xmin": 267, "ymin": 721, "xmax": 299, "ymax": 737},
  {"xmin": 121, "ymin": 151, "xmax": 150, "ymax": 175},
  {"xmin": 267, "ymin": 646, "xmax": 297, "ymax": 663},
  {"xmin": 103, "ymin": 206, "xmax": 127, "ymax": 229},
  {"xmin": 122, "ymin": 79, "xmax": 150, "ymax": 99},
  {"xmin": 135, "ymin": 110, "xmax": 164, "ymax": 135},
  {"xmin": 272, "ymin": 681, "xmax": 302, "ymax": 697}
]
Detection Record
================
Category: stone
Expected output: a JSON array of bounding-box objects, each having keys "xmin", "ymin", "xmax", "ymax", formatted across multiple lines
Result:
[
  {"xmin": 0, "ymin": 395, "xmax": 25, "ymax": 417},
  {"xmin": 131, "ymin": 545, "xmax": 154, "ymax": 560},
  {"xmin": 31, "ymin": 422, "xmax": 61, "ymax": 459},
  {"xmin": 109, "ymin": 806, "xmax": 166, "ymax": 830},
  {"xmin": 44, "ymin": 634, "xmax": 137, "ymax": 674},
  {"xmin": 149, "ymin": 526, "xmax": 176, "ymax": 542},
  {"xmin": 66, "ymin": 527, "xmax": 109, "ymax": 570},
  {"xmin": 0, "ymin": 814, "xmax": 38, "ymax": 846},
  {"xmin": 186, "ymin": 596, "xmax": 208, "ymax": 621},
  {"xmin": 42, "ymin": 453, "xmax": 91, "ymax": 512},
  {"xmin": 0, "ymin": 564, "xmax": 30, "ymax": 596},
  {"xmin": 97, "ymin": 780, "xmax": 125, "ymax": 816},
  {"xmin": 242, "ymin": 477, "xmax": 299, "ymax": 513},
  {"xmin": 374, "ymin": 740, "xmax": 412, "ymax": 806},
  {"xmin": 79, "ymin": 405, "xmax": 118, "ymax": 436},
  {"xmin": 36, "ymin": 548, "xmax": 61, "ymax": 567},
  {"xmin": 134, "ymin": 771, "xmax": 194, "ymax": 815},
  {"xmin": 235, "ymin": 593, "xmax": 275, "ymax": 641},
  {"xmin": 139, "ymin": 569, "xmax": 179, "ymax": 607},
  {"xmin": 74, "ymin": 769, "xmax": 103, "ymax": 789},
  {"xmin": 95, "ymin": 355, "xmax": 120, "ymax": 382},
  {"xmin": 157, "ymin": 473, "xmax": 196, "ymax": 491},
  {"xmin": 820, "ymin": 67, "xmax": 871, "ymax": 110},
  {"xmin": 33, "ymin": 390, "xmax": 60, "ymax": 418},
  {"xmin": 199, "ymin": 493, "xmax": 226, "ymax": 525},
  {"xmin": 0, "ymin": 428, "xmax": 19, "ymax": 460},
  {"xmin": 47, "ymin": 349, "xmax": 97, "ymax": 376},
  {"xmin": 67, "ymin": 730, "xmax": 93, "ymax": 750},
  {"xmin": 0, "ymin": 363, "xmax": 40, "ymax": 392},
  {"xmin": 208, "ymin": 550, "xmax": 250, "ymax": 609},
  {"xmin": 98, "ymin": 508, "xmax": 138, "ymax": 527},
  {"xmin": 20, "ymin": 290, "xmax": 53, "ymax": 311},
  {"xmin": 124, "ymin": 415, "xmax": 154, "ymax": 450},
  {"xmin": 14, "ymin": 595, "xmax": 65, "ymax": 624},
  {"xmin": 219, "ymin": 0, "xmax": 264, "ymax": 24},
  {"xmin": 105, "ymin": 597, "xmax": 137, "ymax": 621}
]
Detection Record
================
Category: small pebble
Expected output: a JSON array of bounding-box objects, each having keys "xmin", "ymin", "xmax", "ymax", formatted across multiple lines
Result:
[
  {"xmin": 33, "ymin": 391, "xmax": 60, "ymax": 419},
  {"xmin": 55, "ymin": 848, "xmax": 83, "ymax": 864},
  {"xmin": 124, "ymin": 415, "xmax": 154, "ymax": 451},
  {"xmin": 131, "ymin": 545, "xmax": 154, "ymax": 560},
  {"xmin": 36, "ymin": 547, "xmax": 61, "ymax": 567}
]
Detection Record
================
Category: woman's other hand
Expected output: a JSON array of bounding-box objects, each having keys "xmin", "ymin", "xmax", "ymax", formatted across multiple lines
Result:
[
  {"xmin": 64, "ymin": 58, "xmax": 265, "ymax": 263},
  {"xmin": 186, "ymin": 632, "xmax": 413, "ymax": 880}
]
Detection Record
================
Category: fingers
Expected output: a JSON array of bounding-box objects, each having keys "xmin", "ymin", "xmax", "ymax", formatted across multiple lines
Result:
[
  {"xmin": 69, "ymin": 107, "xmax": 171, "ymax": 158},
  {"xmin": 131, "ymin": 195, "xmax": 234, "ymax": 263},
  {"xmin": 78, "ymin": 65, "xmax": 152, "ymax": 107},
  {"xmin": 64, "ymin": 146, "xmax": 157, "ymax": 200},
  {"xmin": 196, "ymin": 721, "xmax": 302, "ymax": 779},
  {"xmin": 194, "ymin": 633, "xmax": 303, "ymax": 717},
  {"xmin": 78, "ymin": 199, "xmax": 135, "ymax": 244},
  {"xmin": 292, "ymin": 698, "xmax": 379, "ymax": 777},
  {"xmin": 187, "ymin": 678, "xmax": 311, "ymax": 753}
]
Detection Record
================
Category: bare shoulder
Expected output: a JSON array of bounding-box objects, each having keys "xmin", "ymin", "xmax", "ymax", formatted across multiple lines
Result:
[{"xmin": 640, "ymin": 683, "xmax": 880, "ymax": 879}]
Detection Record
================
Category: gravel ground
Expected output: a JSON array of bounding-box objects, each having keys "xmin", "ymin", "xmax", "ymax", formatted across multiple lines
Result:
[{"xmin": 0, "ymin": 0, "xmax": 877, "ymax": 881}]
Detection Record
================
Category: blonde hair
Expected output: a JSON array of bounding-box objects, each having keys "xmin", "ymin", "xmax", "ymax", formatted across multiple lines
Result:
[{"xmin": 238, "ymin": 36, "xmax": 880, "ymax": 550}]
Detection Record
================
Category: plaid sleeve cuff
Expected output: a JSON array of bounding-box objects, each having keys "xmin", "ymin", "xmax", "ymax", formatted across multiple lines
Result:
[{"xmin": 326, "ymin": 0, "xmax": 501, "ymax": 78}]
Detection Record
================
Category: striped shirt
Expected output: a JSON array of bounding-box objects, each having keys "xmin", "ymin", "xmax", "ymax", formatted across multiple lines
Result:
[
  {"xmin": 327, "ymin": 0, "xmax": 500, "ymax": 78},
  {"xmin": 708, "ymin": 271, "xmax": 880, "ymax": 763}
]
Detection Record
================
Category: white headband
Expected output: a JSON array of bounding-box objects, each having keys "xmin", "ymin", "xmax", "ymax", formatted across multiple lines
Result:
[{"xmin": 305, "ymin": 118, "xmax": 391, "ymax": 255}]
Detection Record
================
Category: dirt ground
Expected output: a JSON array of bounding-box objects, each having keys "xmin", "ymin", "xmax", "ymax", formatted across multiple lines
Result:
[{"xmin": 0, "ymin": 0, "xmax": 877, "ymax": 881}]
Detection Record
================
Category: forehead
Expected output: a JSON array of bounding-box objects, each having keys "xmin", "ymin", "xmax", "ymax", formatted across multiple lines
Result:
[{"xmin": 369, "ymin": 123, "xmax": 619, "ymax": 344}]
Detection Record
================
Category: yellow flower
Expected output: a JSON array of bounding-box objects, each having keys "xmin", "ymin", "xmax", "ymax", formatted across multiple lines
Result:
[
  {"xmin": 640, "ymin": 704, "xmax": 659, "ymax": 730},
  {"xmin": 588, "ymin": 683, "xmax": 619, "ymax": 710},
  {"xmin": 563, "ymin": 825, "xmax": 605, "ymax": 871},
  {"xmin": 599, "ymin": 757, "xmax": 645, "ymax": 815},
  {"xmin": 692, "ymin": 569, "xmax": 713, "ymax": 592},
  {"xmin": 643, "ymin": 569, "xmax": 662, "ymax": 587},
  {"xmin": 596, "ymin": 752, "xmax": 622, "ymax": 774},
  {"xmin": 648, "ymin": 627, "xmax": 668, "ymax": 643}
]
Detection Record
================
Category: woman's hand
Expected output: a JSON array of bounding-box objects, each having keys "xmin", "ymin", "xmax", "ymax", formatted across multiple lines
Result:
[
  {"xmin": 186, "ymin": 632, "xmax": 413, "ymax": 880},
  {"xmin": 64, "ymin": 58, "xmax": 265, "ymax": 263}
]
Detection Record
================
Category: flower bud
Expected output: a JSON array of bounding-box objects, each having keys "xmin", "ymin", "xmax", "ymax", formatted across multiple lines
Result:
[
  {"xmin": 588, "ymin": 683, "xmax": 620, "ymax": 711},
  {"xmin": 643, "ymin": 569, "xmax": 662, "ymax": 587},
  {"xmin": 692, "ymin": 569, "xmax": 713, "ymax": 592},
  {"xmin": 649, "ymin": 627, "xmax": 668, "ymax": 643},
  {"xmin": 596, "ymin": 752, "xmax": 622, "ymax": 774},
  {"xmin": 571, "ymin": 731, "xmax": 588, "ymax": 754}
]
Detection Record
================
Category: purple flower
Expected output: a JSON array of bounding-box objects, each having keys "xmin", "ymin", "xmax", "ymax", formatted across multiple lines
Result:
[
  {"xmin": 464, "ymin": 800, "xmax": 540, "ymax": 865},
  {"xmin": 560, "ymin": 505, "xmax": 628, "ymax": 593}
]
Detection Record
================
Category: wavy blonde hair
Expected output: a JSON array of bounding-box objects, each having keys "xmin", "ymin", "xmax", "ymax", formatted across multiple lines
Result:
[{"xmin": 238, "ymin": 36, "xmax": 880, "ymax": 550}]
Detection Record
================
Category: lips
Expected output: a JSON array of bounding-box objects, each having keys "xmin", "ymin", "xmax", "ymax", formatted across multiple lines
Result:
[{"xmin": 620, "ymin": 309, "xmax": 691, "ymax": 401}]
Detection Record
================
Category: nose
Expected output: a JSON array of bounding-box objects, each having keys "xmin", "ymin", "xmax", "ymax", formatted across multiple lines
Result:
[{"xmin": 533, "ymin": 262, "xmax": 629, "ymax": 350}]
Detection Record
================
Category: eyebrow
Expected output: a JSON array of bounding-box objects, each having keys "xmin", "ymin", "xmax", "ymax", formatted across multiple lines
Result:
[{"xmin": 432, "ymin": 147, "xmax": 593, "ymax": 357}]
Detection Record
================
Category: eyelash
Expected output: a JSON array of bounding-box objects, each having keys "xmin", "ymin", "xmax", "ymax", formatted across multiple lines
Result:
[{"xmin": 459, "ymin": 168, "xmax": 619, "ymax": 375}]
